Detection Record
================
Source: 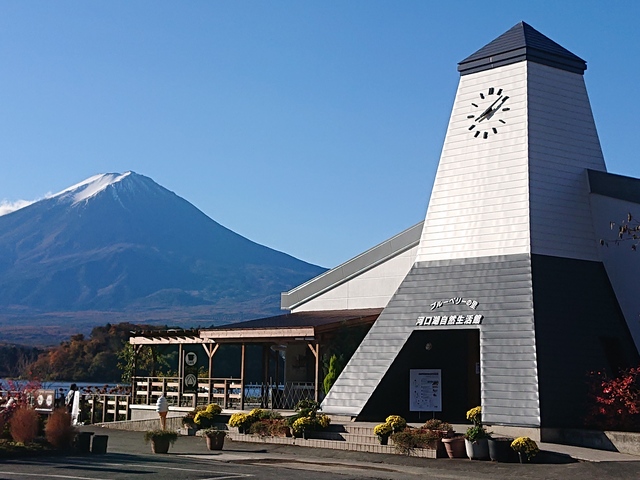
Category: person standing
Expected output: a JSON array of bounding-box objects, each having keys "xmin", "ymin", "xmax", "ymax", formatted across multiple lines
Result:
[
  {"xmin": 156, "ymin": 394, "xmax": 168, "ymax": 430},
  {"xmin": 66, "ymin": 384, "xmax": 81, "ymax": 425},
  {"xmin": 65, "ymin": 384, "xmax": 78, "ymax": 414}
]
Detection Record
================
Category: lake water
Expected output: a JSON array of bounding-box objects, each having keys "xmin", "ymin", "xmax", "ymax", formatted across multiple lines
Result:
[{"xmin": 1, "ymin": 379, "xmax": 121, "ymax": 395}]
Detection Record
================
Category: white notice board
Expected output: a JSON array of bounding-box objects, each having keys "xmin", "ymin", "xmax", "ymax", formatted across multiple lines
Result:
[{"xmin": 410, "ymin": 369, "xmax": 442, "ymax": 412}]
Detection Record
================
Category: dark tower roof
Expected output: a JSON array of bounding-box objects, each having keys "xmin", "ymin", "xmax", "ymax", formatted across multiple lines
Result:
[{"xmin": 458, "ymin": 22, "xmax": 587, "ymax": 75}]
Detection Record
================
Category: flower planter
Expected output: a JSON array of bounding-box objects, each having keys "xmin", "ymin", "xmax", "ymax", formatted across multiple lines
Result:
[
  {"xmin": 421, "ymin": 438, "xmax": 448, "ymax": 458},
  {"xmin": 465, "ymin": 438, "xmax": 489, "ymax": 460},
  {"xmin": 378, "ymin": 436, "xmax": 389, "ymax": 445},
  {"xmin": 151, "ymin": 437, "xmax": 171, "ymax": 454},
  {"xmin": 488, "ymin": 437, "xmax": 517, "ymax": 462},
  {"xmin": 442, "ymin": 436, "xmax": 466, "ymax": 458},
  {"xmin": 206, "ymin": 434, "xmax": 226, "ymax": 450},
  {"xmin": 91, "ymin": 435, "xmax": 108, "ymax": 454}
]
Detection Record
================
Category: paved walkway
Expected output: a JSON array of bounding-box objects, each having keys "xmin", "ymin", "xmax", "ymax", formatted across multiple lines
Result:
[{"xmin": 84, "ymin": 424, "xmax": 639, "ymax": 463}]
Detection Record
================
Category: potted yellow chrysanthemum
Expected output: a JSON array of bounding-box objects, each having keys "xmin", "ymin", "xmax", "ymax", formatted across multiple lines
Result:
[
  {"xmin": 373, "ymin": 422, "xmax": 393, "ymax": 445},
  {"xmin": 511, "ymin": 436, "xmax": 539, "ymax": 463}
]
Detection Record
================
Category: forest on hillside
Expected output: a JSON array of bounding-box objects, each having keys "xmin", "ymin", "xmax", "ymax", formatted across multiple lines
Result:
[
  {"xmin": 1, "ymin": 319, "xmax": 371, "ymax": 386},
  {"xmin": 0, "ymin": 323, "xmax": 168, "ymax": 382}
]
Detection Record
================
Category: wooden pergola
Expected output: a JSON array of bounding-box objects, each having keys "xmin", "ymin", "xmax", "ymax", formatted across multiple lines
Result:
[{"xmin": 129, "ymin": 309, "xmax": 381, "ymax": 409}]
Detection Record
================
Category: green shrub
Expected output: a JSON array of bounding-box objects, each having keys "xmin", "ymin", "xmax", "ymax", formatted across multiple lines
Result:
[
  {"xmin": 144, "ymin": 430, "xmax": 178, "ymax": 444},
  {"xmin": 464, "ymin": 425, "xmax": 491, "ymax": 442},
  {"xmin": 323, "ymin": 354, "xmax": 342, "ymax": 395}
]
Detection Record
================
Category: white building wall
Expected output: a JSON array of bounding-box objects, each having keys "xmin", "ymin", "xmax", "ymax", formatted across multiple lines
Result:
[
  {"xmin": 416, "ymin": 62, "xmax": 531, "ymax": 262},
  {"xmin": 416, "ymin": 62, "xmax": 606, "ymax": 264},
  {"xmin": 589, "ymin": 194, "xmax": 640, "ymax": 351},
  {"xmin": 292, "ymin": 245, "xmax": 418, "ymax": 312},
  {"xmin": 527, "ymin": 62, "xmax": 605, "ymax": 260}
]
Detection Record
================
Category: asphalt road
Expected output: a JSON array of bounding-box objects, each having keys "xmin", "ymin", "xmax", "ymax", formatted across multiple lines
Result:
[{"xmin": 0, "ymin": 426, "xmax": 638, "ymax": 480}]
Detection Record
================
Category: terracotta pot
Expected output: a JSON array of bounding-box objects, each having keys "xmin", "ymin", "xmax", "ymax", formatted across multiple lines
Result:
[
  {"xmin": 151, "ymin": 437, "xmax": 170, "ymax": 454},
  {"xmin": 465, "ymin": 438, "xmax": 489, "ymax": 460},
  {"xmin": 442, "ymin": 435, "xmax": 466, "ymax": 458}
]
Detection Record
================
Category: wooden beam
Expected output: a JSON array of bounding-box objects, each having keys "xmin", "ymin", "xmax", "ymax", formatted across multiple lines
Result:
[
  {"xmin": 201, "ymin": 342, "xmax": 218, "ymax": 404},
  {"xmin": 129, "ymin": 336, "xmax": 203, "ymax": 345},
  {"xmin": 200, "ymin": 327, "xmax": 315, "ymax": 340}
]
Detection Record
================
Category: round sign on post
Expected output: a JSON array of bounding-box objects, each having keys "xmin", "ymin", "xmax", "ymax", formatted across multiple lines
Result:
[
  {"xmin": 185, "ymin": 352, "xmax": 198, "ymax": 366},
  {"xmin": 185, "ymin": 374, "xmax": 197, "ymax": 388},
  {"xmin": 183, "ymin": 351, "xmax": 199, "ymax": 394}
]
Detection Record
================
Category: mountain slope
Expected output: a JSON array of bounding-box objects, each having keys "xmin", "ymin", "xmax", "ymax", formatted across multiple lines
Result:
[{"xmin": 0, "ymin": 172, "xmax": 325, "ymax": 313}]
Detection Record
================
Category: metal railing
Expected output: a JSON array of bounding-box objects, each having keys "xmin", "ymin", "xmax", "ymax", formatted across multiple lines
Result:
[
  {"xmin": 0, "ymin": 389, "xmax": 130, "ymax": 424},
  {"xmin": 132, "ymin": 376, "xmax": 317, "ymax": 410},
  {"xmin": 243, "ymin": 382, "xmax": 316, "ymax": 410}
]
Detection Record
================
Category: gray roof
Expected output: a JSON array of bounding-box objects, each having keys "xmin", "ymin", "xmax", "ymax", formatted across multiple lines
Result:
[
  {"xmin": 458, "ymin": 22, "xmax": 586, "ymax": 75},
  {"xmin": 280, "ymin": 222, "xmax": 423, "ymax": 310},
  {"xmin": 587, "ymin": 169, "xmax": 640, "ymax": 204},
  {"xmin": 208, "ymin": 308, "xmax": 382, "ymax": 331}
]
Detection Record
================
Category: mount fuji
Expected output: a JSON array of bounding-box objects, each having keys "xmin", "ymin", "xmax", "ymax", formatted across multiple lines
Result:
[{"xmin": 0, "ymin": 172, "xmax": 325, "ymax": 344}]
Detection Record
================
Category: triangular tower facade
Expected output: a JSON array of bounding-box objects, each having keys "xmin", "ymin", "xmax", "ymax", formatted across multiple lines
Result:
[{"xmin": 319, "ymin": 22, "xmax": 639, "ymax": 430}]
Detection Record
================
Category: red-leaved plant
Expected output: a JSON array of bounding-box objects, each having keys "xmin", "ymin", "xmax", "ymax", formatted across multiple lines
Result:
[
  {"xmin": 45, "ymin": 408, "xmax": 77, "ymax": 449},
  {"xmin": 585, "ymin": 366, "xmax": 640, "ymax": 431},
  {"xmin": 9, "ymin": 406, "xmax": 40, "ymax": 444}
]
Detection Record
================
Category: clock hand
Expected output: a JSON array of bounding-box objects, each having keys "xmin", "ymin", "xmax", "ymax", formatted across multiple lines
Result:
[
  {"xmin": 475, "ymin": 95, "xmax": 503, "ymax": 122},
  {"xmin": 484, "ymin": 96, "xmax": 510, "ymax": 121}
]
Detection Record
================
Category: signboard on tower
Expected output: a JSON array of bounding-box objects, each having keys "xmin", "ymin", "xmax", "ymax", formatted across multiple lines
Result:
[{"xmin": 183, "ymin": 351, "xmax": 199, "ymax": 394}]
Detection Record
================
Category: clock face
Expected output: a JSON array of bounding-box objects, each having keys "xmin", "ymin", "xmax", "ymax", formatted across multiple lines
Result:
[{"xmin": 467, "ymin": 87, "xmax": 510, "ymax": 139}]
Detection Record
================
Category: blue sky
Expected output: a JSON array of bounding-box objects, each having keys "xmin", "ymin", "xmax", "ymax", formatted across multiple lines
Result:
[{"xmin": 1, "ymin": 1, "xmax": 639, "ymax": 268}]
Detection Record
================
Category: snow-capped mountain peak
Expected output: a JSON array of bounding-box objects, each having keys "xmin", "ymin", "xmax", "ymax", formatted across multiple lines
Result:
[{"xmin": 52, "ymin": 171, "xmax": 133, "ymax": 205}]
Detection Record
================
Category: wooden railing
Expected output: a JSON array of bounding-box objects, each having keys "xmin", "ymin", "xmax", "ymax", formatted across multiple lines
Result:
[
  {"xmin": 132, "ymin": 376, "xmax": 243, "ymax": 408},
  {"xmin": 83, "ymin": 394, "xmax": 130, "ymax": 423}
]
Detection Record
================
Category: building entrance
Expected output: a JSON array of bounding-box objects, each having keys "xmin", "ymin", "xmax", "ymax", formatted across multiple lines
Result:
[{"xmin": 359, "ymin": 329, "xmax": 480, "ymax": 423}]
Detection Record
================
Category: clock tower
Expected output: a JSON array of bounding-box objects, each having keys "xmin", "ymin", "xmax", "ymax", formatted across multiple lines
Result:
[{"xmin": 321, "ymin": 22, "xmax": 639, "ymax": 432}]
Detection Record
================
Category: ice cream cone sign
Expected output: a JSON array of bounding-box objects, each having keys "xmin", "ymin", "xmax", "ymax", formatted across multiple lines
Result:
[{"xmin": 156, "ymin": 395, "xmax": 169, "ymax": 430}]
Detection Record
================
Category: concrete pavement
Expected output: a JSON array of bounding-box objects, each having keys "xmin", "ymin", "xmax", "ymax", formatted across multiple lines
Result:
[{"xmin": 71, "ymin": 424, "xmax": 640, "ymax": 480}]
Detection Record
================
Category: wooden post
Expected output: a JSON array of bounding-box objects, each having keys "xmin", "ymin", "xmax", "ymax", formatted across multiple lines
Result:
[
  {"xmin": 240, "ymin": 343, "xmax": 246, "ymax": 410},
  {"xmin": 178, "ymin": 343, "xmax": 183, "ymax": 407},
  {"xmin": 262, "ymin": 345, "xmax": 269, "ymax": 408},
  {"xmin": 113, "ymin": 395, "xmax": 120, "ymax": 422},
  {"xmin": 131, "ymin": 345, "xmax": 139, "ymax": 404},
  {"xmin": 307, "ymin": 342, "xmax": 320, "ymax": 403},
  {"xmin": 89, "ymin": 395, "xmax": 95, "ymax": 424}
]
